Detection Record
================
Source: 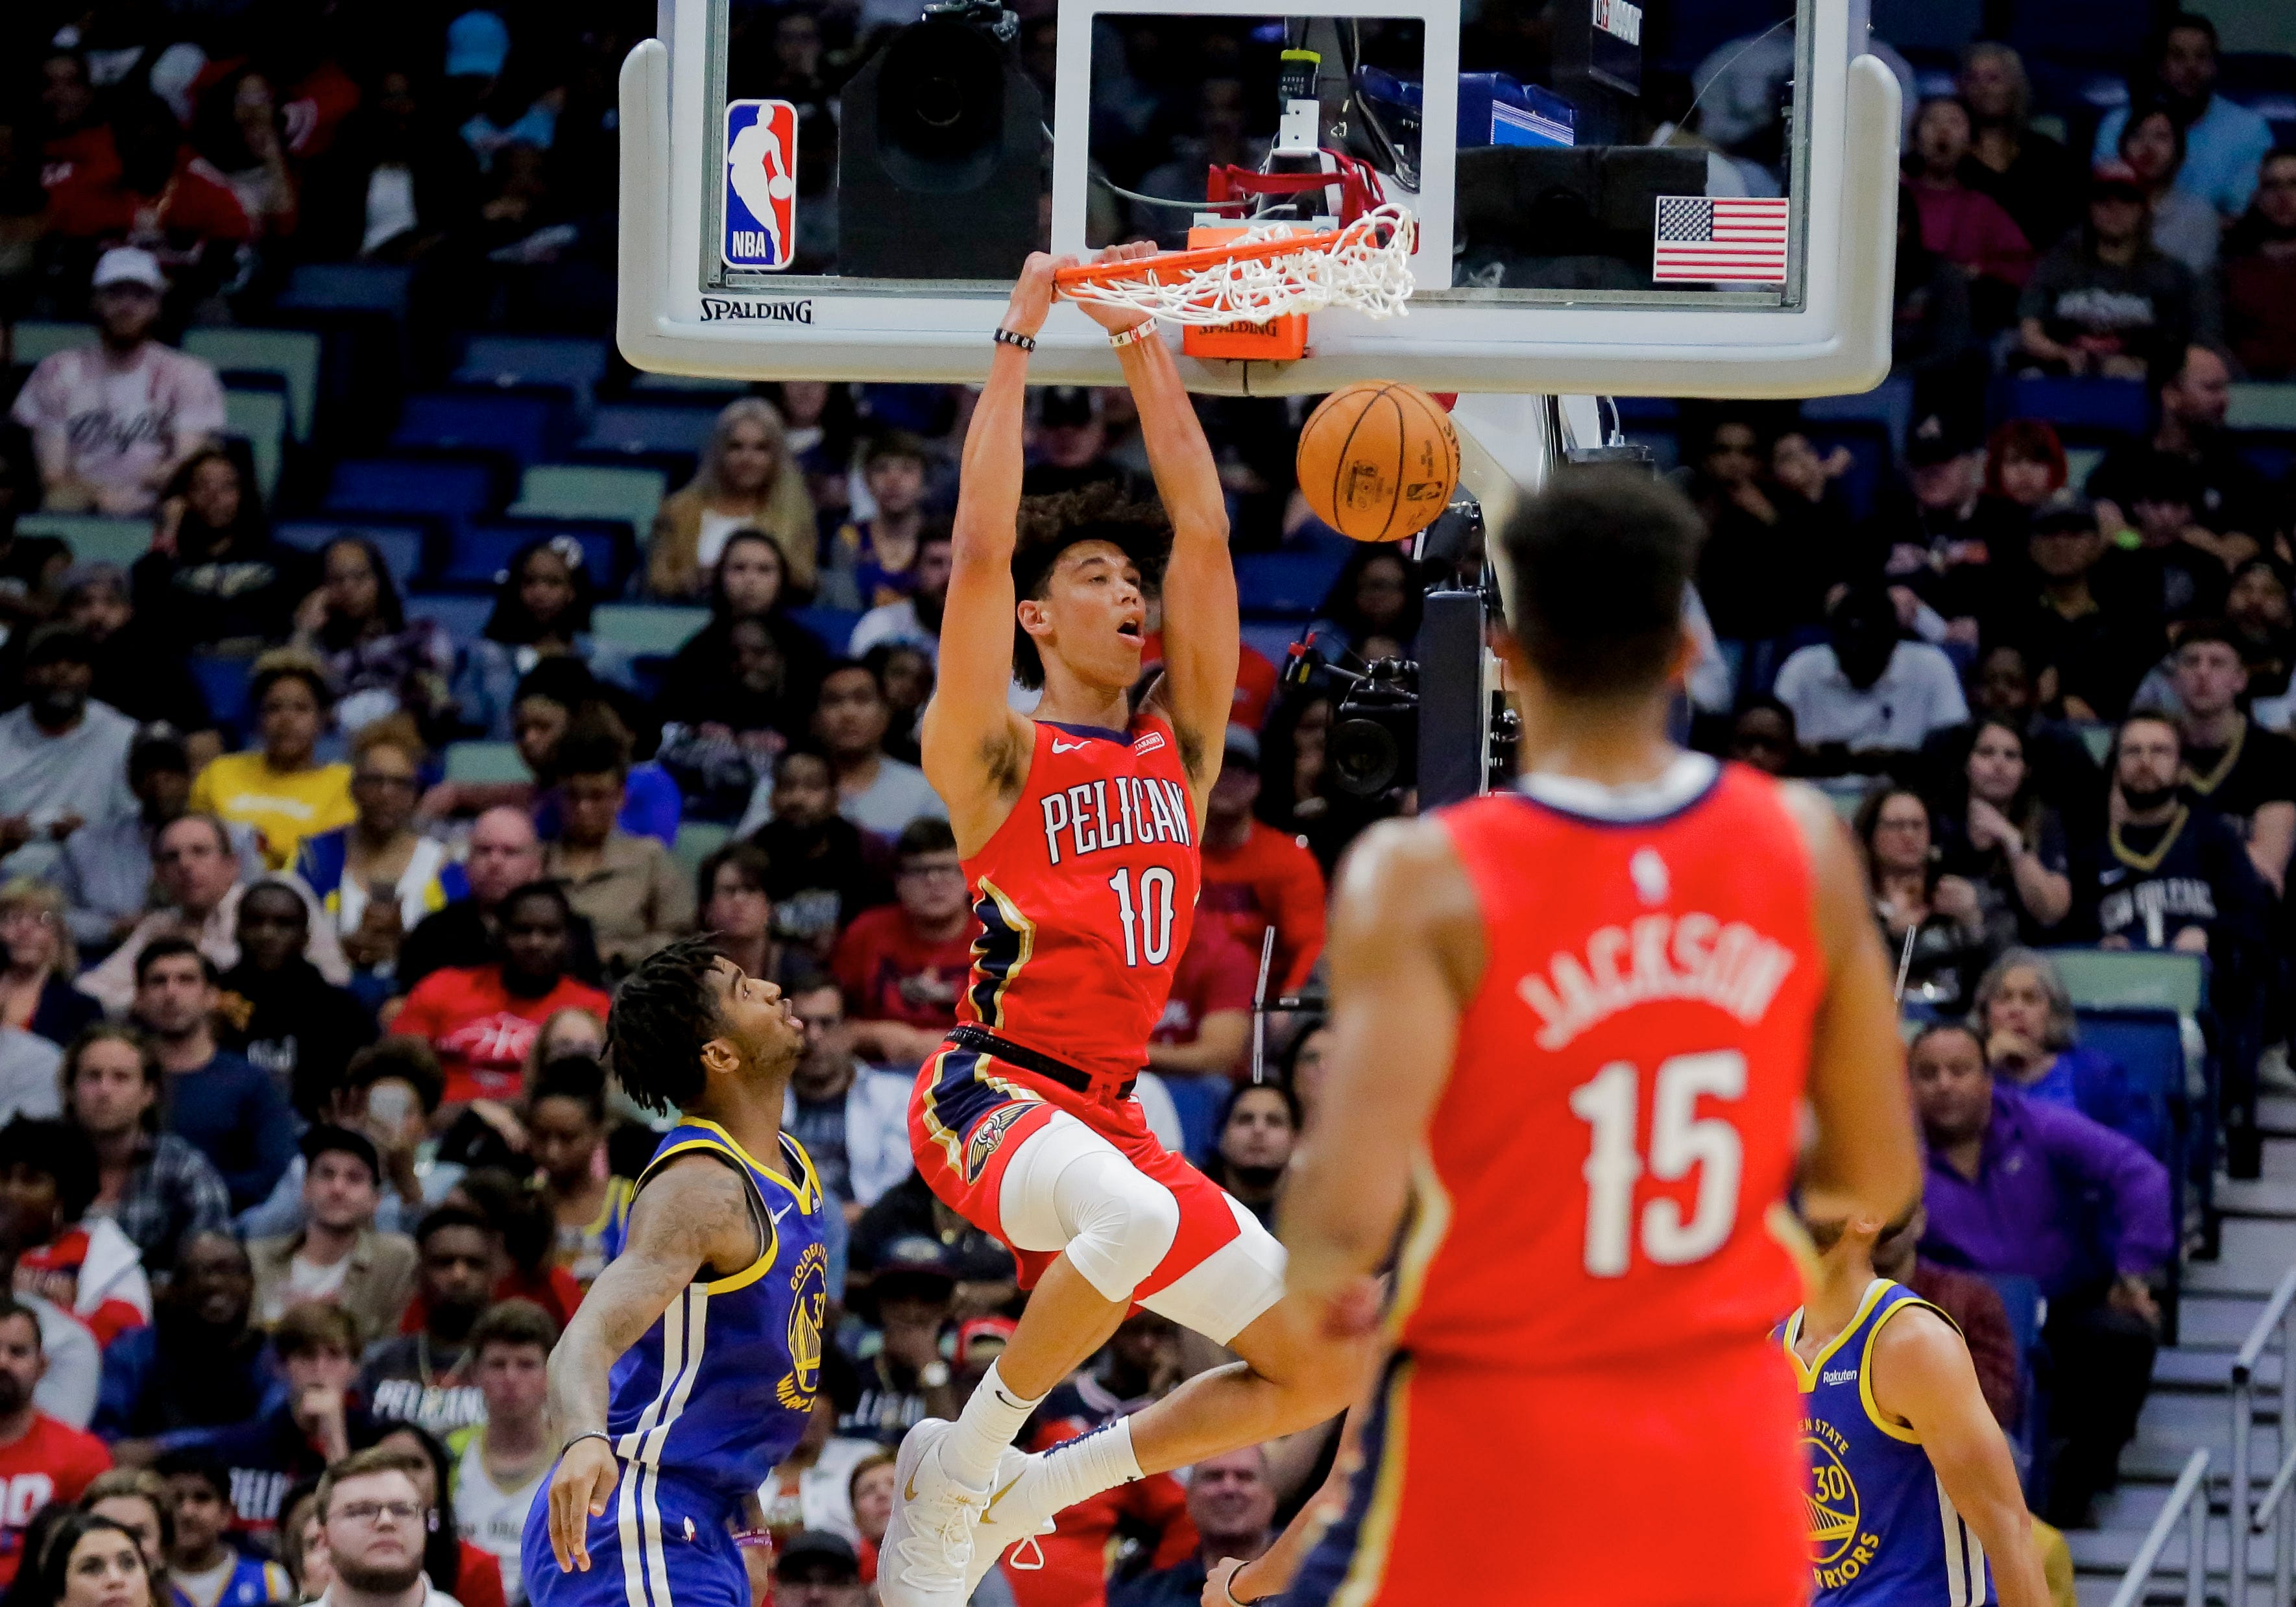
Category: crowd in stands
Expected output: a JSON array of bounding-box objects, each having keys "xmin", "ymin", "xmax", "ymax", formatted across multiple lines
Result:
[{"xmin": 0, "ymin": 0, "xmax": 2284, "ymax": 1601}]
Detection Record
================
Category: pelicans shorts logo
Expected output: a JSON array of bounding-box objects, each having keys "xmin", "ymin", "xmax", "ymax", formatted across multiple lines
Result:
[{"xmin": 964, "ymin": 1104, "xmax": 1031, "ymax": 1183}]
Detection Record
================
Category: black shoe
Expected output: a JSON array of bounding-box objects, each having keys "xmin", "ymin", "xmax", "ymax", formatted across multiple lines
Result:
[{"xmin": 2230, "ymin": 1128, "xmax": 2264, "ymax": 1181}]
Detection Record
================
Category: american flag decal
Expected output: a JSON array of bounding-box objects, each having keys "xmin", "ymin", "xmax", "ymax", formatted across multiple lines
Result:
[{"xmin": 1652, "ymin": 195, "xmax": 1789, "ymax": 284}]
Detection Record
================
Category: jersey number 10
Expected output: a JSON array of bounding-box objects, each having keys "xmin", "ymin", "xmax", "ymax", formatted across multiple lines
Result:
[
  {"xmin": 1107, "ymin": 867, "xmax": 1178, "ymax": 968},
  {"xmin": 1568, "ymin": 1050, "xmax": 1747, "ymax": 1277}
]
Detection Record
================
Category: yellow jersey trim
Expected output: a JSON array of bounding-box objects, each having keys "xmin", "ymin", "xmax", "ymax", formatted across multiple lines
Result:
[
  {"xmin": 638, "ymin": 1137, "xmax": 780, "ymax": 1293},
  {"xmin": 677, "ymin": 1117, "xmax": 817, "ymax": 1213},
  {"xmin": 1331, "ymin": 1359, "xmax": 1416, "ymax": 1607},
  {"xmin": 1858, "ymin": 1294, "xmax": 1961, "ymax": 1445},
  {"xmin": 1383, "ymin": 1150, "xmax": 1454, "ymax": 1345},
  {"xmin": 1782, "ymin": 1277, "xmax": 1896, "ymax": 1392},
  {"xmin": 973, "ymin": 876, "xmax": 1037, "ymax": 1031}
]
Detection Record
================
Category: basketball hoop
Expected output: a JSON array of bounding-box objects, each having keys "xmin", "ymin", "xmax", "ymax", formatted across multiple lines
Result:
[{"xmin": 1054, "ymin": 203, "xmax": 1418, "ymax": 328}]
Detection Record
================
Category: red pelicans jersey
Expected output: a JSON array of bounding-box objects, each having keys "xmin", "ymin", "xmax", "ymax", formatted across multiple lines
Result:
[
  {"xmin": 956, "ymin": 716, "xmax": 1202, "ymax": 1085},
  {"xmin": 1400, "ymin": 755, "xmax": 1824, "ymax": 1371}
]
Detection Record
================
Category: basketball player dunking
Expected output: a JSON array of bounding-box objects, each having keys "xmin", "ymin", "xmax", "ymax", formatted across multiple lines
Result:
[
  {"xmin": 878, "ymin": 250, "xmax": 1366, "ymax": 1607},
  {"xmin": 1258, "ymin": 470, "xmax": 1926, "ymax": 1607}
]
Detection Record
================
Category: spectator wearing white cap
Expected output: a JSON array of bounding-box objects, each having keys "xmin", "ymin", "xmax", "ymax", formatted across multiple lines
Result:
[{"xmin": 6, "ymin": 250, "xmax": 224, "ymax": 517}]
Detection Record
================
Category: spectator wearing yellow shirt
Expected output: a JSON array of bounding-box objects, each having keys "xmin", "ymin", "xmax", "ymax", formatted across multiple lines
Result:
[{"xmin": 189, "ymin": 649, "xmax": 356, "ymax": 869}]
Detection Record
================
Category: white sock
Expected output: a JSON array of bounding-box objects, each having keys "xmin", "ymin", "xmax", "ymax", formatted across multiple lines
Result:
[
  {"xmin": 939, "ymin": 1359, "xmax": 1043, "ymax": 1489},
  {"xmin": 1009, "ymin": 1416, "xmax": 1143, "ymax": 1525}
]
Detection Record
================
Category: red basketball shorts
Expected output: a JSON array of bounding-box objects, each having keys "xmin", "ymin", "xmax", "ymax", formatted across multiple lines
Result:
[
  {"xmin": 908, "ymin": 1041, "xmax": 1285, "ymax": 1346},
  {"xmin": 1284, "ymin": 1342, "xmax": 1810, "ymax": 1607}
]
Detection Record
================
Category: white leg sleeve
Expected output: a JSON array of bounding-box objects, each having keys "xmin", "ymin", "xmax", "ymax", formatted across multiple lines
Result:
[{"xmin": 996, "ymin": 1110, "xmax": 1181, "ymax": 1303}]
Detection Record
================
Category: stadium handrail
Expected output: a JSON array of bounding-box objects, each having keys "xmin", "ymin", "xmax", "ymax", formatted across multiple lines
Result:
[
  {"xmin": 2231, "ymin": 1264, "xmax": 2296, "ymax": 1602},
  {"xmin": 2108, "ymin": 1446, "xmax": 2208, "ymax": 1607}
]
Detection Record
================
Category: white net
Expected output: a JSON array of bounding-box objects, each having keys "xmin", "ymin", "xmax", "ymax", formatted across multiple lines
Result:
[{"xmin": 1061, "ymin": 204, "xmax": 1418, "ymax": 327}]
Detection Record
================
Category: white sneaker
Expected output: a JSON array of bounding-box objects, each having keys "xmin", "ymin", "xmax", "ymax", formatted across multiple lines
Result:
[
  {"xmin": 879, "ymin": 1420, "xmax": 989, "ymax": 1607},
  {"xmin": 967, "ymin": 1447, "xmax": 1056, "ymax": 1595}
]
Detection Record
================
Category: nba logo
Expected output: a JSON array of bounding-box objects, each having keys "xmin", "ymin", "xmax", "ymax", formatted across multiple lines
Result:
[{"xmin": 723, "ymin": 99, "xmax": 798, "ymax": 271}]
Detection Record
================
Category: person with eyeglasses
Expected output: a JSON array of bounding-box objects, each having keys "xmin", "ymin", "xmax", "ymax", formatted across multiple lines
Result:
[
  {"xmin": 294, "ymin": 721, "xmax": 452, "ymax": 990},
  {"xmin": 828, "ymin": 820, "xmax": 974, "ymax": 1070},
  {"xmin": 308, "ymin": 1449, "xmax": 459, "ymax": 1607}
]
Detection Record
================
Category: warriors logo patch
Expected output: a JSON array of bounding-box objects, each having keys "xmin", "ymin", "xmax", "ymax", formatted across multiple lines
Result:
[
  {"xmin": 775, "ymin": 1242, "xmax": 830, "ymax": 1410},
  {"xmin": 1804, "ymin": 1432, "xmax": 1861, "ymax": 1565}
]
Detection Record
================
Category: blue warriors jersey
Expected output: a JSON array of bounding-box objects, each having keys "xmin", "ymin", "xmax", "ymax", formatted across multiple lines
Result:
[
  {"xmin": 1782, "ymin": 1279, "xmax": 1991, "ymax": 1605},
  {"xmin": 605, "ymin": 1118, "xmax": 830, "ymax": 1512},
  {"xmin": 171, "ymin": 1553, "xmax": 293, "ymax": 1607}
]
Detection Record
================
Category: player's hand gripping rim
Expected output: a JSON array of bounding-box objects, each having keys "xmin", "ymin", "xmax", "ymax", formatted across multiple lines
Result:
[{"xmin": 549, "ymin": 1434, "xmax": 622, "ymax": 1572}]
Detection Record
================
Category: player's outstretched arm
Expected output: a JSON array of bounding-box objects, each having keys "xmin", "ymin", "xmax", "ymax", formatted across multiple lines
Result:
[
  {"xmin": 1075, "ymin": 251, "xmax": 1237, "ymax": 801},
  {"xmin": 1870, "ymin": 1307, "xmax": 2052, "ymax": 1607},
  {"xmin": 1279, "ymin": 817, "xmax": 1482, "ymax": 1315},
  {"xmin": 1782, "ymin": 783, "xmax": 1924, "ymax": 1230},
  {"xmin": 920, "ymin": 256, "xmax": 1056, "ymax": 841},
  {"xmin": 542, "ymin": 1157, "xmax": 758, "ymax": 1573}
]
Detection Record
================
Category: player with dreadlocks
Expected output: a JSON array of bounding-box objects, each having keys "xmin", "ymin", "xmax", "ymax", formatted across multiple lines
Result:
[{"xmin": 530, "ymin": 937, "xmax": 829, "ymax": 1607}]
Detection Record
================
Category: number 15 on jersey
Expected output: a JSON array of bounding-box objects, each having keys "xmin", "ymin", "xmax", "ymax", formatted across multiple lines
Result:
[{"xmin": 1569, "ymin": 1050, "xmax": 1748, "ymax": 1277}]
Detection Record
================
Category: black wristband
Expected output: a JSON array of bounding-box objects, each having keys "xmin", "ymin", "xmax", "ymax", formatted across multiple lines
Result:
[{"xmin": 993, "ymin": 327, "xmax": 1037, "ymax": 353}]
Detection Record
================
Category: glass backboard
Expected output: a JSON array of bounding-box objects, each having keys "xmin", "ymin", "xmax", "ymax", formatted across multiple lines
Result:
[{"xmin": 620, "ymin": 0, "xmax": 1900, "ymax": 396}]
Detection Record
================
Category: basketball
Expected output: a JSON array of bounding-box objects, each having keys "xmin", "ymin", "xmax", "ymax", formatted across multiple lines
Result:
[{"xmin": 1296, "ymin": 381, "xmax": 1462, "ymax": 542}]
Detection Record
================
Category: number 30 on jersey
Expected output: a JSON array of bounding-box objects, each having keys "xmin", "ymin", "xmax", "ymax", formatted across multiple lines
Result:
[
  {"xmin": 1107, "ymin": 867, "xmax": 1177, "ymax": 968},
  {"xmin": 1569, "ymin": 1050, "xmax": 1747, "ymax": 1276}
]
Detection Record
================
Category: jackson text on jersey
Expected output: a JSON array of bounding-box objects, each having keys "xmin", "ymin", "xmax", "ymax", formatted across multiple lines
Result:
[{"xmin": 1518, "ymin": 912, "xmax": 1800, "ymax": 1051}]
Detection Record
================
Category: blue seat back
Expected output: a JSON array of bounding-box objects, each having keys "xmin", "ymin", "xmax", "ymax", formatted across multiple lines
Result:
[
  {"xmin": 2073, "ymin": 1005, "xmax": 2185, "ymax": 1165},
  {"xmin": 442, "ymin": 519, "xmax": 634, "ymax": 596},
  {"xmin": 1992, "ymin": 375, "xmax": 2151, "ymax": 439},
  {"xmin": 790, "ymin": 607, "xmax": 861, "ymax": 655},
  {"xmin": 581, "ymin": 404, "xmax": 723, "ymax": 457},
  {"xmin": 1981, "ymin": 1272, "xmax": 2048, "ymax": 1501},
  {"xmin": 325, "ymin": 457, "xmax": 501, "ymax": 520},
  {"xmin": 393, "ymin": 387, "xmax": 572, "ymax": 466},
  {"xmin": 273, "ymin": 520, "xmax": 429, "ymax": 593},
  {"xmin": 1236, "ymin": 549, "xmax": 1349, "ymax": 618}
]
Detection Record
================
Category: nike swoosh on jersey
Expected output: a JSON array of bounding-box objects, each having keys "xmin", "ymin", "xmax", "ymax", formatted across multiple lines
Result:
[
  {"xmin": 770, "ymin": 1203, "xmax": 793, "ymax": 1223},
  {"xmin": 1051, "ymin": 739, "xmax": 1089, "ymax": 753}
]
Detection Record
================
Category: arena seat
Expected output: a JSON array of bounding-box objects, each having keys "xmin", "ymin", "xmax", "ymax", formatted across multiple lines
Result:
[
  {"xmin": 325, "ymin": 456, "xmax": 506, "ymax": 523},
  {"xmin": 1990, "ymin": 376, "xmax": 2151, "ymax": 439},
  {"xmin": 2007, "ymin": 0, "xmax": 2151, "ymax": 69},
  {"xmin": 671, "ymin": 821, "xmax": 732, "ymax": 882},
  {"xmin": 581, "ymin": 403, "xmax": 723, "ymax": 458},
  {"xmin": 188, "ymin": 655, "xmax": 253, "ymax": 740},
  {"xmin": 443, "ymin": 741, "xmax": 530, "ymax": 783},
  {"xmin": 1983, "ymin": 1273, "xmax": 2048, "ymax": 1505},
  {"xmin": 790, "ymin": 607, "xmax": 862, "ymax": 654},
  {"xmin": 2044, "ymin": 948, "xmax": 2206, "ymax": 1015},
  {"xmin": 274, "ymin": 521, "xmax": 428, "ymax": 592},
  {"xmin": 6, "ymin": 322, "xmax": 93, "ymax": 367},
  {"xmin": 2228, "ymin": 384, "xmax": 2296, "ymax": 432},
  {"xmin": 1235, "ymin": 550, "xmax": 1349, "ymax": 618},
  {"xmin": 439, "ymin": 518, "xmax": 634, "ymax": 596},
  {"xmin": 13, "ymin": 514, "xmax": 149, "ymax": 566},
  {"xmin": 454, "ymin": 335, "xmax": 612, "ymax": 413},
  {"xmin": 278, "ymin": 263, "xmax": 412, "ymax": 319},
  {"xmin": 407, "ymin": 592, "xmax": 493, "ymax": 643},
  {"xmin": 1803, "ymin": 374, "xmax": 1915, "ymax": 453},
  {"xmin": 185, "ymin": 328, "xmax": 324, "ymax": 441},
  {"xmin": 394, "ymin": 387, "xmax": 575, "ymax": 466},
  {"xmin": 225, "ymin": 383, "xmax": 288, "ymax": 501},
  {"xmin": 593, "ymin": 604, "xmax": 709, "ymax": 655},
  {"xmin": 512, "ymin": 465, "xmax": 667, "ymax": 533}
]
